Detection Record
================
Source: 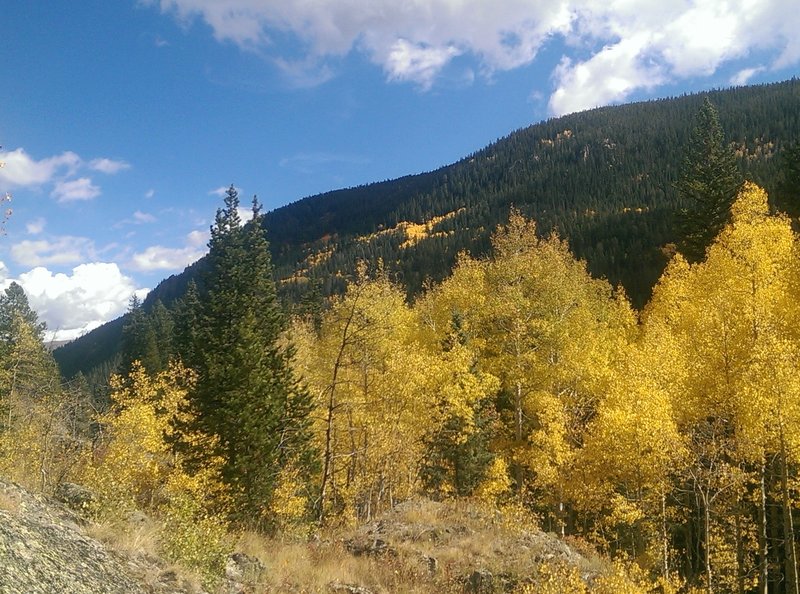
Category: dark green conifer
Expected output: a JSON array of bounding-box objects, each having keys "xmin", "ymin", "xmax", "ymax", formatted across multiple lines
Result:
[
  {"xmin": 173, "ymin": 280, "xmax": 201, "ymax": 368},
  {"xmin": 0, "ymin": 282, "xmax": 45, "ymax": 342},
  {"xmin": 677, "ymin": 98, "xmax": 743, "ymax": 262},
  {"xmin": 193, "ymin": 185, "xmax": 315, "ymax": 527},
  {"xmin": 148, "ymin": 300, "xmax": 175, "ymax": 370},
  {"xmin": 119, "ymin": 295, "xmax": 160, "ymax": 374},
  {"xmin": 777, "ymin": 141, "xmax": 800, "ymax": 219}
]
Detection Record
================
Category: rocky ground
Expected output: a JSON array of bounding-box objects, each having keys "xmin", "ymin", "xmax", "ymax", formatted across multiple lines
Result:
[
  {"xmin": 0, "ymin": 478, "xmax": 610, "ymax": 594},
  {"xmin": 0, "ymin": 478, "xmax": 208, "ymax": 594}
]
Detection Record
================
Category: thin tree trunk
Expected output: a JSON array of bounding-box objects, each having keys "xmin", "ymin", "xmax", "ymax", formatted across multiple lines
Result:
[
  {"xmin": 780, "ymin": 430, "xmax": 799, "ymax": 594},
  {"xmin": 662, "ymin": 492, "xmax": 671, "ymax": 585},
  {"xmin": 757, "ymin": 459, "xmax": 769, "ymax": 594},
  {"xmin": 514, "ymin": 381, "xmax": 524, "ymax": 497},
  {"xmin": 704, "ymin": 492, "xmax": 713, "ymax": 594},
  {"xmin": 735, "ymin": 504, "xmax": 745, "ymax": 594},
  {"xmin": 318, "ymin": 294, "xmax": 360, "ymax": 522}
]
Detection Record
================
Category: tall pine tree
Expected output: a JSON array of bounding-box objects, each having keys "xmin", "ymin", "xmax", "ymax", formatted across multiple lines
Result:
[
  {"xmin": 191, "ymin": 185, "xmax": 315, "ymax": 527},
  {"xmin": 677, "ymin": 97, "xmax": 743, "ymax": 262}
]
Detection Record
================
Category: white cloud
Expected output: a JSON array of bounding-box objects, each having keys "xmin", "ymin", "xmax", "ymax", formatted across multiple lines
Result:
[
  {"xmin": 129, "ymin": 230, "xmax": 208, "ymax": 272},
  {"xmin": 144, "ymin": 188, "xmax": 156, "ymax": 199},
  {"xmin": 148, "ymin": 0, "xmax": 800, "ymax": 114},
  {"xmin": 209, "ymin": 186, "xmax": 231, "ymax": 197},
  {"xmin": 236, "ymin": 206, "xmax": 256, "ymax": 224},
  {"xmin": 133, "ymin": 210, "xmax": 157, "ymax": 223},
  {"xmin": 89, "ymin": 158, "xmax": 131, "ymax": 174},
  {"xmin": 384, "ymin": 40, "xmax": 461, "ymax": 89},
  {"xmin": 26, "ymin": 218, "xmax": 46, "ymax": 235},
  {"xmin": 186, "ymin": 229, "xmax": 209, "ymax": 247},
  {"xmin": 11, "ymin": 235, "xmax": 96, "ymax": 267},
  {"xmin": 0, "ymin": 147, "xmax": 129, "ymax": 202},
  {"xmin": 0, "ymin": 149, "xmax": 80, "ymax": 187},
  {"xmin": 0, "ymin": 261, "xmax": 8, "ymax": 283},
  {"xmin": 51, "ymin": 177, "xmax": 101, "ymax": 202},
  {"xmin": 730, "ymin": 66, "xmax": 765, "ymax": 86},
  {"xmin": 4, "ymin": 263, "xmax": 146, "ymax": 342},
  {"xmin": 549, "ymin": 34, "xmax": 666, "ymax": 116}
]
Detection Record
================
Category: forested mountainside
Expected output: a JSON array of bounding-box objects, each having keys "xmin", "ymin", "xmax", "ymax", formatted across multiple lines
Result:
[{"xmin": 54, "ymin": 79, "xmax": 800, "ymax": 379}]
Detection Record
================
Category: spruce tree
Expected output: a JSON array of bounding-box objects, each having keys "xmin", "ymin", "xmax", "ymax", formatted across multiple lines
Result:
[
  {"xmin": 172, "ymin": 279, "xmax": 200, "ymax": 368},
  {"xmin": 677, "ymin": 97, "xmax": 743, "ymax": 262},
  {"xmin": 192, "ymin": 185, "xmax": 315, "ymax": 527},
  {"xmin": 0, "ymin": 282, "xmax": 45, "ymax": 342},
  {"xmin": 777, "ymin": 141, "xmax": 800, "ymax": 219},
  {"xmin": 119, "ymin": 295, "xmax": 160, "ymax": 374}
]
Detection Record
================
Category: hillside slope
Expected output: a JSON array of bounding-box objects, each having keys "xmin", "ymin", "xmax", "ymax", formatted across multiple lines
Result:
[
  {"xmin": 54, "ymin": 79, "xmax": 800, "ymax": 379},
  {"xmin": 0, "ymin": 476, "xmax": 638, "ymax": 593}
]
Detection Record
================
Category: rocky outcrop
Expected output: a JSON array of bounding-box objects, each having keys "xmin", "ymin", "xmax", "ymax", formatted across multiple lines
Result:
[
  {"xmin": 0, "ymin": 478, "xmax": 201, "ymax": 594},
  {"xmin": 0, "ymin": 479, "xmax": 149, "ymax": 594},
  {"xmin": 338, "ymin": 498, "xmax": 603, "ymax": 593}
]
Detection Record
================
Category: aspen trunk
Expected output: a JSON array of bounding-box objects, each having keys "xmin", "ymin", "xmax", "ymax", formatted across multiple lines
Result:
[
  {"xmin": 735, "ymin": 507, "xmax": 745, "ymax": 594},
  {"xmin": 662, "ymin": 492, "xmax": 670, "ymax": 585},
  {"xmin": 704, "ymin": 494, "xmax": 713, "ymax": 594},
  {"xmin": 780, "ymin": 431, "xmax": 799, "ymax": 594},
  {"xmin": 514, "ymin": 381, "xmax": 524, "ymax": 496},
  {"xmin": 757, "ymin": 460, "xmax": 769, "ymax": 594}
]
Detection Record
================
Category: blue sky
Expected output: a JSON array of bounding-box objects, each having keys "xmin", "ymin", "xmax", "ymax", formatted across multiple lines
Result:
[{"xmin": 1, "ymin": 0, "xmax": 798, "ymax": 340}]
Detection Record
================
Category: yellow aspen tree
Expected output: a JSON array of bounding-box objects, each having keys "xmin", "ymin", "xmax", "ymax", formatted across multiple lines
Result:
[
  {"xmin": 81, "ymin": 361, "xmax": 232, "ymax": 582},
  {"xmin": 425, "ymin": 210, "xmax": 633, "ymax": 532},
  {"xmin": 294, "ymin": 267, "xmax": 498, "ymax": 523},
  {"xmin": 83, "ymin": 361, "xmax": 227, "ymax": 515},
  {"xmin": 644, "ymin": 183, "xmax": 798, "ymax": 594},
  {"xmin": 294, "ymin": 271, "xmax": 427, "ymax": 521},
  {"xmin": 574, "ymin": 323, "xmax": 685, "ymax": 583}
]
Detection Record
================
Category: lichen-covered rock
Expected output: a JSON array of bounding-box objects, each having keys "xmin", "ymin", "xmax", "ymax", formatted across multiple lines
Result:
[
  {"xmin": 222, "ymin": 551, "xmax": 266, "ymax": 593},
  {"xmin": 0, "ymin": 479, "xmax": 201, "ymax": 594},
  {"xmin": 0, "ymin": 480, "xmax": 147, "ymax": 594},
  {"xmin": 328, "ymin": 580, "xmax": 378, "ymax": 594},
  {"xmin": 53, "ymin": 482, "xmax": 95, "ymax": 515}
]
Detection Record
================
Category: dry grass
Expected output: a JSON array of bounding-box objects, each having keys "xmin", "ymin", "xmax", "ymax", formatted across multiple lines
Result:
[
  {"xmin": 0, "ymin": 488, "xmax": 21, "ymax": 515},
  {"xmin": 227, "ymin": 498, "xmax": 613, "ymax": 594},
  {"xmin": 86, "ymin": 514, "xmax": 161, "ymax": 557},
  {"xmin": 85, "ymin": 512, "xmax": 206, "ymax": 593}
]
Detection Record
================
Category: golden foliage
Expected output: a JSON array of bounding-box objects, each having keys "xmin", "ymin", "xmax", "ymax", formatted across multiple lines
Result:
[{"xmin": 79, "ymin": 361, "xmax": 231, "ymax": 584}]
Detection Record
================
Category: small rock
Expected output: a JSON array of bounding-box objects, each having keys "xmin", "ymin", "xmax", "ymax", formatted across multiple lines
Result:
[
  {"xmin": 421, "ymin": 554, "xmax": 438, "ymax": 575},
  {"xmin": 224, "ymin": 551, "xmax": 265, "ymax": 583},
  {"xmin": 328, "ymin": 580, "xmax": 376, "ymax": 594},
  {"xmin": 466, "ymin": 568, "xmax": 494, "ymax": 594},
  {"xmin": 344, "ymin": 537, "xmax": 395, "ymax": 557},
  {"xmin": 53, "ymin": 482, "xmax": 94, "ymax": 512}
]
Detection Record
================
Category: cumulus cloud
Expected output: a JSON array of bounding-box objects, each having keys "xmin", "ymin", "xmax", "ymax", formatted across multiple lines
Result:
[
  {"xmin": 11, "ymin": 235, "xmax": 97, "ymax": 267},
  {"xmin": 148, "ymin": 0, "xmax": 800, "ymax": 114},
  {"xmin": 4, "ymin": 263, "xmax": 147, "ymax": 342},
  {"xmin": 89, "ymin": 158, "xmax": 131, "ymax": 174},
  {"xmin": 731, "ymin": 66, "xmax": 766, "ymax": 86},
  {"xmin": 129, "ymin": 230, "xmax": 209, "ymax": 272},
  {"xmin": 0, "ymin": 149, "xmax": 80, "ymax": 187},
  {"xmin": 209, "ymin": 185, "xmax": 231, "ymax": 197},
  {"xmin": 26, "ymin": 218, "xmax": 46, "ymax": 235},
  {"xmin": 549, "ymin": 34, "xmax": 666, "ymax": 115},
  {"xmin": 52, "ymin": 177, "xmax": 101, "ymax": 202},
  {"xmin": 384, "ymin": 40, "xmax": 461, "ymax": 89},
  {"xmin": 0, "ymin": 147, "xmax": 129, "ymax": 203},
  {"xmin": 133, "ymin": 210, "xmax": 157, "ymax": 224}
]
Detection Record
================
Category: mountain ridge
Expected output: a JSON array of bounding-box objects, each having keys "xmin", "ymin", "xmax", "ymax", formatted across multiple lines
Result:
[{"xmin": 54, "ymin": 78, "xmax": 800, "ymax": 379}]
